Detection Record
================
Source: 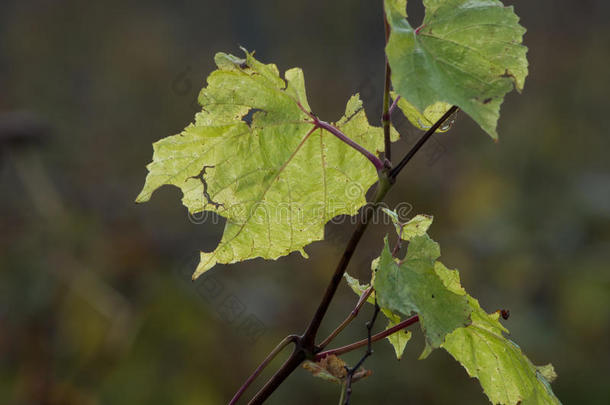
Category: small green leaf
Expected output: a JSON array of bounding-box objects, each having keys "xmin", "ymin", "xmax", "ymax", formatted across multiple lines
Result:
[
  {"xmin": 384, "ymin": 311, "xmax": 412, "ymax": 360},
  {"xmin": 385, "ymin": 0, "xmax": 528, "ymax": 139},
  {"xmin": 392, "ymin": 92, "xmax": 453, "ymax": 133},
  {"xmin": 382, "ymin": 208, "xmax": 434, "ymax": 241},
  {"xmin": 374, "ymin": 236, "xmax": 472, "ymax": 353},
  {"xmin": 442, "ymin": 297, "xmax": 561, "ymax": 404},
  {"xmin": 137, "ymin": 49, "xmax": 395, "ymax": 278},
  {"xmin": 343, "ymin": 273, "xmax": 375, "ymax": 304},
  {"xmin": 536, "ymin": 364, "xmax": 558, "ymax": 384}
]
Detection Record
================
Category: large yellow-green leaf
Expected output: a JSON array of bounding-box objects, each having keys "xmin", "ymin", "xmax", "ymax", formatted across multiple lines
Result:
[
  {"xmin": 385, "ymin": 0, "xmax": 528, "ymax": 139},
  {"xmin": 136, "ymin": 50, "xmax": 394, "ymax": 278}
]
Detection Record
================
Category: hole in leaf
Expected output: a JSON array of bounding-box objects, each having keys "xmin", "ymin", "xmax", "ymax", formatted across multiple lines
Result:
[
  {"xmin": 406, "ymin": 0, "xmax": 425, "ymax": 28},
  {"xmin": 241, "ymin": 108, "xmax": 264, "ymax": 127},
  {"xmin": 189, "ymin": 165, "xmax": 223, "ymax": 209}
]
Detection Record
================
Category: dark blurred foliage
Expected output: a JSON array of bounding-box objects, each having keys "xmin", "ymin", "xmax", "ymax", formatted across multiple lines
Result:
[{"xmin": 1, "ymin": 0, "xmax": 609, "ymax": 404}]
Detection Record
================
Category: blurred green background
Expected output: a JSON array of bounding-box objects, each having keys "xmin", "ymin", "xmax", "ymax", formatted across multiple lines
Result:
[{"xmin": 1, "ymin": 1, "xmax": 609, "ymax": 404}]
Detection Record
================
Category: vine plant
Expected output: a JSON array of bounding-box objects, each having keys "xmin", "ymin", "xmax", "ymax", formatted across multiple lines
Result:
[{"xmin": 137, "ymin": 0, "xmax": 561, "ymax": 403}]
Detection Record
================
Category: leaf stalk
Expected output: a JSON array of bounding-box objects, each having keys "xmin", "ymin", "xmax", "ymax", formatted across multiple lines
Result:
[
  {"xmin": 315, "ymin": 314, "xmax": 420, "ymax": 361},
  {"xmin": 296, "ymin": 100, "xmax": 387, "ymax": 172},
  {"xmin": 314, "ymin": 119, "xmax": 387, "ymax": 171},
  {"xmin": 229, "ymin": 335, "xmax": 298, "ymax": 405},
  {"xmin": 342, "ymin": 302, "xmax": 380, "ymax": 404},
  {"xmin": 382, "ymin": 2, "xmax": 393, "ymax": 162},
  {"xmin": 317, "ymin": 287, "xmax": 374, "ymax": 350}
]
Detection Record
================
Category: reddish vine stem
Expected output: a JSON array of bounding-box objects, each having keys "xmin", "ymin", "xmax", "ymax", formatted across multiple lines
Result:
[
  {"xmin": 296, "ymin": 101, "xmax": 386, "ymax": 171},
  {"xmin": 247, "ymin": 346, "xmax": 306, "ymax": 405},
  {"xmin": 314, "ymin": 119, "xmax": 386, "ymax": 171},
  {"xmin": 391, "ymin": 223, "xmax": 405, "ymax": 256},
  {"xmin": 300, "ymin": 176, "xmax": 392, "ymax": 350},
  {"xmin": 318, "ymin": 287, "xmax": 374, "ymax": 350},
  {"xmin": 316, "ymin": 314, "xmax": 420, "ymax": 361},
  {"xmin": 229, "ymin": 335, "xmax": 298, "ymax": 405},
  {"xmin": 389, "ymin": 95, "xmax": 400, "ymax": 116},
  {"xmin": 248, "ymin": 181, "xmax": 390, "ymax": 405}
]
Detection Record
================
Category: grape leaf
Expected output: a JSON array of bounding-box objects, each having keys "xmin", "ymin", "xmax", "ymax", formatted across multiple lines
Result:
[
  {"xmin": 366, "ymin": 212, "xmax": 559, "ymax": 402},
  {"xmin": 345, "ymin": 210, "xmax": 436, "ymax": 359},
  {"xmin": 136, "ymin": 49, "xmax": 395, "ymax": 278},
  {"xmin": 385, "ymin": 0, "xmax": 528, "ymax": 139},
  {"xmin": 374, "ymin": 235, "xmax": 472, "ymax": 355}
]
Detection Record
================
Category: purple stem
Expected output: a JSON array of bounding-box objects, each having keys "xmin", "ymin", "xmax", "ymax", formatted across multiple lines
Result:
[
  {"xmin": 389, "ymin": 95, "xmax": 400, "ymax": 116},
  {"xmin": 317, "ymin": 287, "xmax": 374, "ymax": 350},
  {"xmin": 315, "ymin": 314, "xmax": 420, "ymax": 361},
  {"xmin": 296, "ymin": 101, "xmax": 386, "ymax": 171},
  {"xmin": 314, "ymin": 119, "xmax": 385, "ymax": 171}
]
